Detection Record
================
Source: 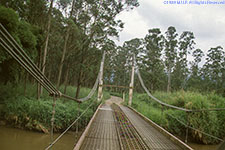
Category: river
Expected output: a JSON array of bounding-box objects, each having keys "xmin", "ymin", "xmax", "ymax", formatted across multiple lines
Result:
[
  {"xmin": 0, "ymin": 126, "xmax": 220, "ymax": 150},
  {"xmin": 0, "ymin": 126, "xmax": 81, "ymax": 150}
]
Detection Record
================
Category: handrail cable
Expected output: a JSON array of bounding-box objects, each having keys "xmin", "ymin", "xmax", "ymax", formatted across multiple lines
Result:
[
  {"xmin": 136, "ymin": 69, "xmax": 190, "ymax": 112},
  {"xmin": 165, "ymin": 112, "xmax": 224, "ymax": 142},
  {"xmin": 135, "ymin": 60, "xmax": 225, "ymax": 142},
  {"xmin": 45, "ymin": 51, "xmax": 104, "ymax": 149},
  {"xmin": 45, "ymin": 100, "xmax": 96, "ymax": 150},
  {"xmin": 136, "ymin": 65, "xmax": 225, "ymax": 112}
]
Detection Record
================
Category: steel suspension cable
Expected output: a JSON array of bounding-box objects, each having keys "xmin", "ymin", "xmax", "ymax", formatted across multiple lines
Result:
[
  {"xmin": 136, "ymin": 69, "xmax": 191, "ymax": 112},
  {"xmin": 165, "ymin": 112, "xmax": 224, "ymax": 142},
  {"xmin": 0, "ymin": 23, "xmax": 85, "ymax": 102},
  {"xmin": 135, "ymin": 61, "xmax": 225, "ymax": 143},
  {"xmin": 78, "ymin": 72, "xmax": 100, "ymax": 102},
  {"xmin": 1, "ymin": 23, "xmax": 106, "ymax": 149},
  {"xmin": 45, "ymin": 100, "xmax": 96, "ymax": 150},
  {"xmin": 74, "ymin": 50, "xmax": 105, "ymax": 102},
  {"xmin": 136, "ymin": 65, "xmax": 225, "ymax": 112},
  {"xmin": 45, "ymin": 51, "xmax": 105, "ymax": 148},
  {"xmin": 0, "ymin": 36, "xmax": 54, "ymax": 94},
  {"xmin": 0, "ymin": 24, "xmax": 59, "ymax": 95},
  {"xmin": 1, "ymin": 23, "xmax": 105, "ymax": 103}
]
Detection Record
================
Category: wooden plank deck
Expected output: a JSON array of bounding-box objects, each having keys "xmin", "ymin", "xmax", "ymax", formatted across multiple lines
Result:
[{"xmin": 74, "ymin": 97, "xmax": 193, "ymax": 150}]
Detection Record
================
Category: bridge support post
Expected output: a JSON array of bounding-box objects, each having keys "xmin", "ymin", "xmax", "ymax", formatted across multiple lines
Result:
[
  {"xmin": 50, "ymin": 95, "xmax": 57, "ymax": 147},
  {"xmin": 128, "ymin": 54, "xmax": 135, "ymax": 106},
  {"xmin": 98, "ymin": 51, "xmax": 106, "ymax": 102},
  {"xmin": 185, "ymin": 112, "xmax": 190, "ymax": 143},
  {"xmin": 123, "ymin": 92, "xmax": 125, "ymax": 102},
  {"xmin": 161, "ymin": 105, "xmax": 164, "ymax": 126}
]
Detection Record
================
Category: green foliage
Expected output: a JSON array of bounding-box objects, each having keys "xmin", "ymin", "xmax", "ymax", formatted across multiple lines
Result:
[
  {"xmin": 0, "ymin": 6, "xmax": 38, "ymax": 84},
  {"xmin": 128, "ymin": 91, "xmax": 225, "ymax": 144},
  {"xmin": 0, "ymin": 6, "xmax": 19, "ymax": 33},
  {"xmin": 0, "ymin": 83, "xmax": 110, "ymax": 132},
  {"xmin": 109, "ymin": 92, "xmax": 123, "ymax": 97},
  {"xmin": 141, "ymin": 28, "xmax": 165, "ymax": 92},
  {"xmin": 17, "ymin": 21, "xmax": 37, "ymax": 52},
  {"xmin": 0, "ymin": 6, "xmax": 19, "ymax": 63}
]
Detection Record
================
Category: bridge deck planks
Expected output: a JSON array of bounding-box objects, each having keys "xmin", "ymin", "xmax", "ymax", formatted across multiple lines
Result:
[
  {"xmin": 121, "ymin": 106, "xmax": 182, "ymax": 150},
  {"xmin": 78, "ymin": 104, "xmax": 188, "ymax": 150},
  {"xmin": 79, "ymin": 104, "xmax": 120, "ymax": 150}
]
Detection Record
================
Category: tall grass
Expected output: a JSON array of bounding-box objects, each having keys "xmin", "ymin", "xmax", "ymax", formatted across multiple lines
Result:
[
  {"xmin": 127, "ymin": 91, "xmax": 225, "ymax": 144},
  {"xmin": 0, "ymin": 83, "xmax": 110, "ymax": 133}
]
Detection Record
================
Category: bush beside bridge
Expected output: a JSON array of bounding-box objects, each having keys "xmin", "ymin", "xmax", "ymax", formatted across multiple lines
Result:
[
  {"xmin": 128, "ymin": 91, "xmax": 225, "ymax": 144},
  {"xmin": 0, "ymin": 83, "xmax": 110, "ymax": 133}
]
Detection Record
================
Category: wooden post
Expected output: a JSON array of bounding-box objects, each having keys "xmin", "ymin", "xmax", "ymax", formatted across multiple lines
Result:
[
  {"xmin": 123, "ymin": 92, "xmax": 125, "ymax": 102},
  {"xmin": 128, "ymin": 54, "xmax": 135, "ymax": 106},
  {"xmin": 185, "ymin": 112, "xmax": 189, "ymax": 143},
  {"xmin": 161, "ymin": 105, "xmax": 164, "ymax": 126},
  {"xmin": 97, "ymin": 51, "xmax": 106, "ymax": 102}
]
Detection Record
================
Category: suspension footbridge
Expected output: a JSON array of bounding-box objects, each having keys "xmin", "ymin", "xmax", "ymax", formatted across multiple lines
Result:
[
  {"xmin": 74, "ymin": 96, "xmax": 191, "ymax": 150},
  {"xmin": 0, "ymin": 23, "xmax": 224, "ymax": 150}
]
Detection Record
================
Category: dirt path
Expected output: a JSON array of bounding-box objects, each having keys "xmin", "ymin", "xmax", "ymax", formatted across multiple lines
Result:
[{"xmin": 104, "ymin": 96, "xmax": 123, "ymax": 106}]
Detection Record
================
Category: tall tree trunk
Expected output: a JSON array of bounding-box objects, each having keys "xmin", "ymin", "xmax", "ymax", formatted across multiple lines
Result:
[
  {"xmin": 75, "ymin": 68, "xmax": 83, "ymax": 99},
  {"xmin": 40, "ymin": 0, "xmax": 54, "ymax": 95},
  {"xmin": 63, "ymin": 65, "xmax": 70, "ymax": 94},
  {"xmin": 167, "ymin": 66, "xmax": 171, "ymax": 92},
  {"xmin": 37, "ymin": 48, "xmax": 42, "ymax": 99},
  {"xmin": 47, "ymin": 67, "xmax": 52, "ymax": 81},
  {"xmin": 56, "ymin": 29, "xmax": 70, "ymax": 88},
  {"xmin": 56, "ymin": 0, "xmax": 75, "ymax": 88}
]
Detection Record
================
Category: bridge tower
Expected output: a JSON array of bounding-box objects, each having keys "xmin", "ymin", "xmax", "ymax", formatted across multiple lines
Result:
[
  {"xmin": 97, "ymin": 51, "xmax": 106, "ymax": 101},
  {"xmin": 128, "ymin": 54, "xmax": 135, "ymax": 106}
]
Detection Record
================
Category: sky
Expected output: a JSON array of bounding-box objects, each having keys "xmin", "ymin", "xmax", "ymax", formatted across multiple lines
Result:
[{"xmin": 114, "ymin": 0, "xmax": 225, "ymax": 62}]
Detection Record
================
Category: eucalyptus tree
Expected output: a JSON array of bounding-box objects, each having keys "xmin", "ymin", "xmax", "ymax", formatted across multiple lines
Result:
[
  {"xmin": 114, "ymin": 46, "xmax": 131, "ymax": 91},
  {"xmin": 0, "ymin": 6, "xmax": 37, "ymax": 85},
  {"xmin": 102, "ymin": 39, "xmax": 118, "ymax": 85},
  {"xmin": 54, "ymin": 0, "xmax": 139, "ymax": 93},
  {"xmin": 38, "ymin": 0, "xmax": 54, "ymax": 98},
  {"xmin": 56, "ymin": 0, "xmax": 76, "ymax": 88},
  {"xmin": 45, "ymin": 7, "xmax": 65, "ymax": 81},
  {"xmin": 187, "ymin": 48, "xmax": 204, "ymax": 90},
  {"xmin": 142, "ymin": 28, "xmax": 165, "ymax": 91},
  {"xmin": 202, "ymin": 46, "xmax": 225, "ymax": 93},
  {"xmin": 70, "ymin": 0, "xmax": 139, "ymax": 98},
  {"xmin": 164, "ymin": 26, "xmax": 178, "ymax": 92},
  {"xmin": 172, "ymin": 31, "xmax": 195, "ymax": 90}
]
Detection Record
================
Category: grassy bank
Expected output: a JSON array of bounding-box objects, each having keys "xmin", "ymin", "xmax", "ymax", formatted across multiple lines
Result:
[
  {"xmin": 125, "ymin": 91, "xmax": 225, "ymax": 144},
  {"xmin": 0, "ymin": 83, "xmax": 110, "ymax": 133}
]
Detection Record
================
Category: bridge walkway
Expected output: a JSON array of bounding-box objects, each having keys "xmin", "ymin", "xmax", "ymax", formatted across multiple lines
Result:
[{"xmin": 74, "ymin": 96, "xmax": 192, "ymax": 150}]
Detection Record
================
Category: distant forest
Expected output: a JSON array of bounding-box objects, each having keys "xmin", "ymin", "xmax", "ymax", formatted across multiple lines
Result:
[{"xmin": 0, "ymin": 0, "xmax": 224, "ymax": 98}]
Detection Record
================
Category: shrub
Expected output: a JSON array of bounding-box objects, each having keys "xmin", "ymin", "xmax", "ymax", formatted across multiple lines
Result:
[
  {"xmin": 128, "ymin": 91, "xmax": 225, "ymax": 144},
  {"xmin": 0, "ymin": 83, "xmax": 110, "ymax": 133}
]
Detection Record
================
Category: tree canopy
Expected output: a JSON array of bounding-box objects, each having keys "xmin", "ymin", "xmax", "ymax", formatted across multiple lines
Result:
[{"xmin": 0, "ymin": 1, "xmax": 224, "ymax": 97}]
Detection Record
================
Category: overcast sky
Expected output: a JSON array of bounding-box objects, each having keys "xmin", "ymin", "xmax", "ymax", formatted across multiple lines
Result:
[{"xmin": 114, "ymin": 0, "xmax": 225, "ymax": 61}]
